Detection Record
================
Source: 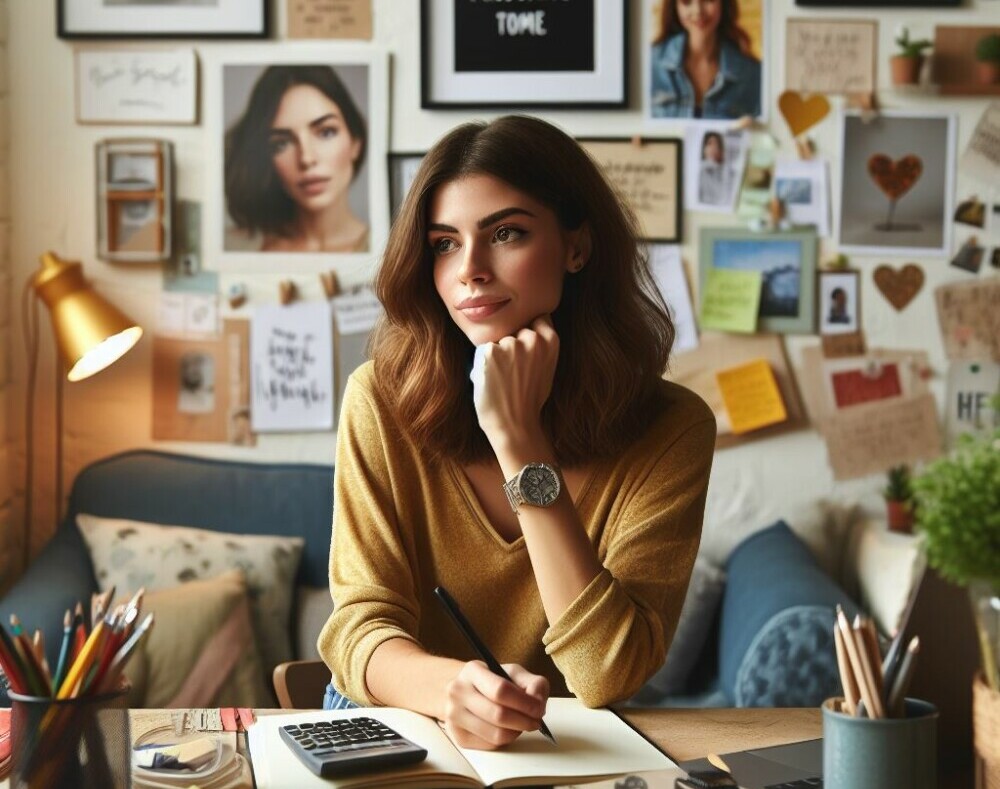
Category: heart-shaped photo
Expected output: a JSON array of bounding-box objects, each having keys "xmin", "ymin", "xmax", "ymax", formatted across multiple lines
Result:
[
  {"xmin": 873, "ymin": 263, "xmax": 924, "ymax": 311},
  {"xmin": 867, "ymin": 155, "xmax": 923, "ymax": 201}
]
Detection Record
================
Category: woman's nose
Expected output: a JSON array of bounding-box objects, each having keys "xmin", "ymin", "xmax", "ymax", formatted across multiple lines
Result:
[
  {"xmin": 457, "ymin": 242, "xmax": 492, "ymax": 283},
  {"xmin": 297, "ymin": 138, "xmax": 317, "ymax": 168}
]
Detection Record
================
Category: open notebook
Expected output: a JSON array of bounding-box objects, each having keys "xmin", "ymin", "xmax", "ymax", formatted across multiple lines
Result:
[{"xmin": 247, "ymin": 697, "xmax": 683, "ymax": 789}]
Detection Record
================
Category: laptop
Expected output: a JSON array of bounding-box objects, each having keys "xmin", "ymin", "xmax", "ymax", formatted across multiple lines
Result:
[{"xmin": 678, "ymin": 738, "xmax": 823, "ymax": 789}]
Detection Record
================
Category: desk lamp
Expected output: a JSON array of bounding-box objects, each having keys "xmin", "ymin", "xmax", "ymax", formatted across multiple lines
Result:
[{"xmin": 22, "ymin": 251, "xmax": 142, "ymax": 568}]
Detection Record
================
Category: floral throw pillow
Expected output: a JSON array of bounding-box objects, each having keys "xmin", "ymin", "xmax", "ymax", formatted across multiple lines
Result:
[{"xmin": 77, "ymin": 513, "xmax": 304, "ymax": 673}]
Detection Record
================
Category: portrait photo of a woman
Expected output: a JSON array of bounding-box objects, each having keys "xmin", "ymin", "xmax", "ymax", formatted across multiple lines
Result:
[
  {"xmin": 648, "ymin": 0, "xmax": 764, "ymax": 120},
  {"xmin": 223, "ymin": 63, "xmax": 370, "ymax": 253}
]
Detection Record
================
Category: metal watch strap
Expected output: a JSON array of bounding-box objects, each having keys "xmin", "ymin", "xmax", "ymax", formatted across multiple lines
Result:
[{"xmin": 502, "ymin": 463, "xmax": 561, "ymax": 515}]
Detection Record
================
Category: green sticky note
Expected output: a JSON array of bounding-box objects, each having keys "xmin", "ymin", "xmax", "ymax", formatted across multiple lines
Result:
[{"xmin": 700, "ymin": 267, "xmax": 762, "ymax": 333}]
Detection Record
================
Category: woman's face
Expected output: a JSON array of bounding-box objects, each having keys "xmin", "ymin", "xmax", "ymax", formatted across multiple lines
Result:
[
  {"xmin": 428, "ymin": 174, "xmax": 585, "ymax": 346},
  {"xmin": 703, "ymin": 135, "xmax": 723, "ymax": 163},
  {"xmin": 676, "ymin": 0, "xmax": 722, "ymax": 38},
  {"xmin": 268, "ymin": 84, "xmax": 361, "ymax": 214}
]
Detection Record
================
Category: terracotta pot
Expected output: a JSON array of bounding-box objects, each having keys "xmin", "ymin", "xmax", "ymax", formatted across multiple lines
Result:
[
  {"xmin": 890, "ymin": 55, "xmax": 923, "ymax": 85},
  {"xmin": 976, "ymin": 61, "xmax": 1000, "ymax": 86},
  {"xmin": 886, "ymin": 499, "xmax": 915, "ymax": 533},
  {"xmin": 973, "ymin": 673, "xmax": 1000, "ymax": 789}
]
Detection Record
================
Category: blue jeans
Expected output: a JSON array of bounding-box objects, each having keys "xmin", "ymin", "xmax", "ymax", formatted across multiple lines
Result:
[{"xmin": 323, "ymin": 683, "xmax": 360, "ymax": 710}]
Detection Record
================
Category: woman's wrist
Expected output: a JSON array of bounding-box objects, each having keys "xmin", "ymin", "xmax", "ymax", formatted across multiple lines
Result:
[{"xmin": 491, "ymin": 424, "xmax": 556, "ymax": 479}]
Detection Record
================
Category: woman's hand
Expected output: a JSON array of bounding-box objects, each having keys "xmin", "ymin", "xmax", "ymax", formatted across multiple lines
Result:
[
  {"xmin": 442, "ymin": 661, "xmax": 550, "ymax": 750},
  {"xmin": 473, "ymin": 315, "xmax": 559, "ymax": 455}
]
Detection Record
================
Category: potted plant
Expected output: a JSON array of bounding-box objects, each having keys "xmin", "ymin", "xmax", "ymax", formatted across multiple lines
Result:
[
  {"xmin": 912, "ymin": 430, "xmax": 1000, "ymax": 783},
  {"xmin": 891, "ymin": 26, "xmax": 931, "ymax": 86},
  {"xmin": 974, "ymin": 33, "xmax": 1000, "ymax": 86},
  {"xmin": 883, "ymin": 464, "xmax": 915, "ymax": 533}
]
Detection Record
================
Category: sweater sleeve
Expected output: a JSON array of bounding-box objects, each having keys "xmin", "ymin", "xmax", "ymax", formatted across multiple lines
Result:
[
  {"xmin": 316, "ymin": 372, "xmax": 421, "ymax": 705},
  {"xmin": 542, "ymin": 417, "xmax": 716, "ymax": 707}
]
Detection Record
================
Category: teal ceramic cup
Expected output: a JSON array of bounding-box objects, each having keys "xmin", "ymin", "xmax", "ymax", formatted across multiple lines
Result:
[{"xmin": 822, "ymin": 697, "xmax": 938, "ymax": 789}]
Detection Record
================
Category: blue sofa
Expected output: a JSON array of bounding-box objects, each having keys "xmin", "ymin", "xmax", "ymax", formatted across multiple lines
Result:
[{"xmin": 1, "ymin": 450, "xmax": 856, "ymax": 708}]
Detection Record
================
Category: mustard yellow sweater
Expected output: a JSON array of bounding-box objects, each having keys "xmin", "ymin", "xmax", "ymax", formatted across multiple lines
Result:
[{"xmin": 318, "ymin": 362, "xmax": 716, "ymax": 708}]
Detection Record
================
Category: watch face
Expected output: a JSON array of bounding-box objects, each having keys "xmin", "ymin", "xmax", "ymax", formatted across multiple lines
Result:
[{"xmin": 518, "ymin": 464, "xmax": 561, "ymax": 507}]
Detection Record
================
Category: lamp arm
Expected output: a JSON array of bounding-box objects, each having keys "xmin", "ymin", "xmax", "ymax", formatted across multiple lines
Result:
[{"xmin": 20, "ymin": 276, "xmax": 40, "ymax": 572}]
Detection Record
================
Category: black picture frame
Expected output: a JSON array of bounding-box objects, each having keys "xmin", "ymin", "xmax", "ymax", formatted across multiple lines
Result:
[
  {"xmin": 388, "ymin": 152, "xmax": 426, "ymax": 223},
  {"xmin": 57, "ymin": 0, "xmax": 270, "ymax": 40},
  {"xmin": 578, "ymin": 137, "xmax": 683, "ymax": 243},
  {"xmin": 796, "ymin": 0, "xmax": 959, "ymax": 5},
  {"xmin": 420, "ymin": 0, "xmax": 628, "ymax": 109}
]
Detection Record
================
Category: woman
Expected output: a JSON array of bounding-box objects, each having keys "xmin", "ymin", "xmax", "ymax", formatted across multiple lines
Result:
[
  {"xmin": 698, "ymin": 131, "xmax": 729, "ymax": 206},
  {"xmin": 318, "ymin": 116, "xmax": 715, "ymax": 750},
  {"xmin": 225, "ymin": 65, "xmax": 369, "ymax": 253},
  {"xmin": 650, "ymin": 0, "xmax": 761, "ymax": 119}
]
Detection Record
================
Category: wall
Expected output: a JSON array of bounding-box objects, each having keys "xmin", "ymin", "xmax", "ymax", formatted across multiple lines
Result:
[
  {"xmin": 0, "ymin": 0, "xmax": 11, "ymax": 586},
  {"xmin": 4, "ymin": 0, "xmax": 998, "ymax": 569}
]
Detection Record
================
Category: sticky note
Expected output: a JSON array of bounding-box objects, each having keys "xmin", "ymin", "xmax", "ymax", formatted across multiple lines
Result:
[
  {"xmin": 716, "ymin": 358, "xmax": 788, "ymax": 434},
  {"xmin": 699, "ymin": 268, "xmax": 762, "ymax": 334}
]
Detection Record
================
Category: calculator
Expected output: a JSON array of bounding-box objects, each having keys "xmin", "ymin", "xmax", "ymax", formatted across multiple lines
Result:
[{"xmin": 278, "ymin": 717, "xmax": 428, "ymax": 778}]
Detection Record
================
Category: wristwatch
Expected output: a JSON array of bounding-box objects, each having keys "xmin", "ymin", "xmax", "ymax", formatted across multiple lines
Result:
[{"xmin": 503, "ymin": 463, "xmax": 562, "ymax": 515}]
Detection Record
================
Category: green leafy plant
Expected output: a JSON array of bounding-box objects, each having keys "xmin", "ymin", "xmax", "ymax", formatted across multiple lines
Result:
[
  {"xmin": 975, "ymin": 33, "xmax": 1000, "ymax": 64},
  {"xmin": 912, "ymin": 430, "xmax": 1000, "ymax": 587},
  {"xmin": 884, "ymin": 464, "xmax": 914, "ymax": 503},
  {"xmin": 895, "ymin": 27, "xmax": 932, "ymax": 59}
]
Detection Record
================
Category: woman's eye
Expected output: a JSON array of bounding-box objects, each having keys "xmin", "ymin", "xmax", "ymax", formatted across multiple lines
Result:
[
  {"xmin": 318, "ymin": 126, "xmax": 339, "ymax": 139},
  {"xmin": 269, "ymin": 137, "xmax": 290, "ymax": 156},
  {"xmin": 493, "ymin": 226, "xmax": 524, "ymax": 244},
  {"xmin": 431, "ymin": 238, "xmax": 457, "ymax": 254}
]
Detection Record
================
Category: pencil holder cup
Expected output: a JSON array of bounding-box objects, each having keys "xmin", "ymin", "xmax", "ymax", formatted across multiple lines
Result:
[
  {"xmin": 822, "ymin": 696, "xmax": 938, "ymax": 789},
  {"xmin": 9, "ymin": 686, "xmax": 131, "ymax": 789}
]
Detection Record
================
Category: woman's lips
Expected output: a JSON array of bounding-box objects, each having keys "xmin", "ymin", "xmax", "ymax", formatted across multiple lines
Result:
[
  {"xmin": 298, "ymin": 177, "xmax": 330, "ymax": 196},
  {"xmin": 459, "ymin": 300, "xmax": 510, "ymax": 320}
]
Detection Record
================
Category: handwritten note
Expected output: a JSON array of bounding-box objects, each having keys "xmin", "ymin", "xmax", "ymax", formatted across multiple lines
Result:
[
  {"xmin": 944, "ymin": 360, "xmax": 1000, "ymax": 446},
  {"xmin": 331, "ymin": 285, "xmax": 383, "ymax": 335},
  {"xmin": 823, "ymin": 394, "xmax": 942, "ymax": 481},
  {"xmin": 785, "ymin": 19, "xmax": 877, "ymax": 95},
  {"xmin": 934, "ymin": 279, "xmax": 1000, "ymax": 362},
  {"xmin": 578, "ymin": 141, "xmax": 680, "ymax": 240},
  {"xmin": 287, "ymin": 0, "xmax": 372, "ymax": 39},
  {"xmin": 251, "ymin": 303, "xmax": 334, "ymax": 432},
  {"xmin": 700, "ymin": 268, "xmax": 761, "ymax": 334},
  {"xmin": 716, "ymin": 358, "xmax": 788, "ymax": 434},
  {"xmin": 76, "ymin": 49, "xmax": 197, "ymax": 125},
  {"xmin": 960, "ymin": 102, "xmax": 1000, "ymax": 187}
]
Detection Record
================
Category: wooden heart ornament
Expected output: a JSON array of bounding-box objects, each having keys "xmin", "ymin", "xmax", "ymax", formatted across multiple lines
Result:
[
  {"xmin": 867, "ymin": 155, "xmax": 923, "ymax": 201},
  {"xmin": 778, "ymin": 91, "xmax": 831, "ymax": 138},
  {"xmin": 873, "ymin": 264, "xmax": 924, "ymax": 311}
]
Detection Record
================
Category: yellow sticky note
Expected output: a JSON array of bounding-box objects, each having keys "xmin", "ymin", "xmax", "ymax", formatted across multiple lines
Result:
[
  {"xmin": 700, "ymin": 268, "xmax": 762, "ymax": 334},
  {"xmin": 716, "ymin": 358, "xmax": 788, "ymax": 434}
]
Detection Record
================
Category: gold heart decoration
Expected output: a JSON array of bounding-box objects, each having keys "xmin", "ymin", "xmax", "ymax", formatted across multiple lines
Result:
[
  {"xmin": 873, "ymin": 264, "xmax": 925, "ymax": 311},
  {"xmin": 778, "ymin": 91, "xmax": 831, "ymax": 138},
  {"xmin": 867, "ymin": 155, "xmax": 923, "ymax": 201}
]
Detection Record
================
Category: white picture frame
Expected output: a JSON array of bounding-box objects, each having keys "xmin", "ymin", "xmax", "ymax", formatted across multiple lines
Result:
[
  {"xmin": 837, "ymin": 110, "xmax": 957, "ymax": 258},
  {"xmin": 59, "ymin": 0, "xmax": 268, "ymax": 39},
  {"xmin": 202, "ymin": 45, "xmax": 389, "ymax": 276},
  {"xmin": 76, "ymin": 48, "xmax": 198, "ymax": 125},
  {"xmin": 421, "ymin": 0, "xmax": 627, "ymax": 108}
]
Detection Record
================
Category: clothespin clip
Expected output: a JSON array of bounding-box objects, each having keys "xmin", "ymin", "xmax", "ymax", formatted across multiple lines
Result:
[
  {"xmin": 749, "ymin": 196, "xmax": 792, "ymax": 233},
  {"xmin": 320, "ymin": 271, "xmax": 341, "ymax": 299},
  {"xmin": 848, "ymin": 91, "xmax": 880, "ymax": 124},
  {"xmin": 227, "ymin": 282, "xmax": 248, "ymax": 310},
  {"xmin": 278, "ymin": 280, "xmax": 298, "ymax": 306},
  {"xmin": 630, "ymin": 134, "xmax": 643, "ymax": 148},
  {"xmin": 861, "ymin": 359, "xmax": 885, "ymax": 380}
]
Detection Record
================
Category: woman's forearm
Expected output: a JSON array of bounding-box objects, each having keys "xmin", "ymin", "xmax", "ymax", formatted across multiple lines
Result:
[{"xmin": 366, "ymin": 638, "xmax": 466, "ymax": 719}]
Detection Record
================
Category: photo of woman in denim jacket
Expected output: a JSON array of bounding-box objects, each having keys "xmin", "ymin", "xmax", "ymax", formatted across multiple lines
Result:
[{"xmin": 650, "ymin": 0, "xmax": 761, "ymax": 120}]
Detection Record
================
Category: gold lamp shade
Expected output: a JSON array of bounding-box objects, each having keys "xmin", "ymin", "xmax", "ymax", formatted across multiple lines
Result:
[{"xmin": 32, "ymin": 251, "xmax": 143, "ymax": 381}]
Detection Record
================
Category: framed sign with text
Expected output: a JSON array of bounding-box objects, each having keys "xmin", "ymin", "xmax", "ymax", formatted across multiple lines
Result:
[{"xmin": 420, "ymin": 0, "xmax": 627, "ymax": 109}]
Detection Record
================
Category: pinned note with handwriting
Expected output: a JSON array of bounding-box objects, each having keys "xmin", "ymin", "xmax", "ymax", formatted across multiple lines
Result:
[
  {"xmin": 76, "ymin": 49, "xmax": 197, "ymax": 124},
  {"xmin": 716, "ymin": 358, "xmax": 788, "ymax": 434},
  {"xmin": 700, "ymin": 268, "xmax": 761, "ymax": 334},
  {"xmin": 251, "ymin": 302, "xmax": 334, "ymax": 432}
]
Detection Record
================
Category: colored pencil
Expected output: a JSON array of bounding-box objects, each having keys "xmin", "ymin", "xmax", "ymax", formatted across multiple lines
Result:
[{"xmin": 51, "ymin": 610, "xmax": 74, "ymax": 693}]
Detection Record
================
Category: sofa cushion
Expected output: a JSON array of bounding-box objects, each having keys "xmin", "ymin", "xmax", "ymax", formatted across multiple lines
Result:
[
  {"xmin": 628, "ymin": 558, "xmax": 726, "ymax": 705},
  {"xmin": 78, "ymin": 513, "xmax": 303, "ymax": 674},
  {"xmin": 121, "ymin": 569, "xmax": 273, "ymax": 708},
  {"xmin": 719, "ymin": 520, "xmax": 859, "ymax": 707}
]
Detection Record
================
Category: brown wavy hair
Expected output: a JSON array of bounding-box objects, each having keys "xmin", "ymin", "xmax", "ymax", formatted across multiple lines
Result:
[
  {"xmin": 653, "ymin": 0, "xmax": 755, "ymax": 58},
  {"xmin": 370, "ymin": 115, "xmax": 675, "ymax": 467}
]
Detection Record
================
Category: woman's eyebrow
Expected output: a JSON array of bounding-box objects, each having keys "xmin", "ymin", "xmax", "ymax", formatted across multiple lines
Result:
[
  {"xmin": 269, "ymin": 112, "xmax": 342, "ymax": 135},
  {"xmin": 427, "ymin": 207, "xmax": 536, "ymax": 234}
]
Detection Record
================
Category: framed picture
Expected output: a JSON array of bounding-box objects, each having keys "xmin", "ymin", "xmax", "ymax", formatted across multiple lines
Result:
[
  {"xmin": 421, "ymin": 0, "xmax": 627, "ymax": 109},
  {"xmin": 202, "ymin": 45, "xmax": 389, "ymax": 272},
  {"xmin": 838, "ymin": 111, "xmax": 956, "ymax": 258},
  {"xmin": 818, "ymin": 269, "xmax": 861, "ymax": 336},
  {"xmin": 699, "ymin": 226, "xmax": 817, "ymax": 334},
  {"xmin": 796, "ymin": 0, "xmax": 958, "ymax": 5},
  {"xmin": 683, "ymin": 125, "xmax": 750, "ymax": 214},
  {"xmin": 578, "ymin": 138, "xmax": 682, "ymax": 242},
  {"xmin": 645, "ymin": 0, "xmax": 767, "ymax": 121},
  {"xmin": 388, "ymin": 152, "xmax": 426, "ymax": 223},
  {"xmin": 58, "ymin": 0, "xmax": 269, "ymax": 39}
]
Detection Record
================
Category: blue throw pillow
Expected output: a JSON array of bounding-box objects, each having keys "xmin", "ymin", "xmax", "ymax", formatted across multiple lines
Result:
[{"xmin": 719, "ymin": 520, "xmax": 860, "ymax": 707}]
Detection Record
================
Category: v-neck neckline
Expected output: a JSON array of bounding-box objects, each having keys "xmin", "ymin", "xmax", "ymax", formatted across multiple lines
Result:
[{"xmin": 447, "ymin": 460, "xmax": 600, "ymax": 551}]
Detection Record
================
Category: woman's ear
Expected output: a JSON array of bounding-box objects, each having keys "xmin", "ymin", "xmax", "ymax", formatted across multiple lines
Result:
[{"xmin": 566, "ymin": 223, "xmax": 593, "ymax": 273}]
